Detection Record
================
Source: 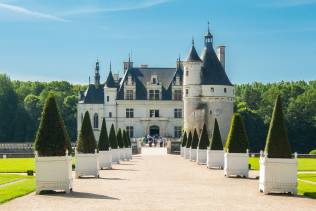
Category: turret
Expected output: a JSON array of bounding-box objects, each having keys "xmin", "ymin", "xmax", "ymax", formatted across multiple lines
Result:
[
  {"xmin": 94, "ymin": 59, "xmax": 100, "ymax": 87},
  {"xmin": 104, "ymin": 63, "xmax": 117, "ymax": 129}
]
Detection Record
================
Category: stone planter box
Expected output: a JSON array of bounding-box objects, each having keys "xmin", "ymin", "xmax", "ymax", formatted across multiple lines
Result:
[
  {"xmin": 207, "ymin": 150, "xmax": 224, "ymax": 169},
  {"xmin": 75, "ymin": 151, "xmax": 99, "ymax": 178},
  {"xmin": 128, "ymin": 147, "xmax": 132, "ymax": 160},
  {"xmin": 119, "ymin": 148, "xmax": 125, "ymax": 160},
  {"xmin": 180, "ymin": 147, "xmax": 184, "ymax": 157},
  {"xmin": 99, "ymin": 150, "xmax": 112, "ymax": 170},
  {"xmin": 35, "ymin": 152, "xmax": 73, "ymax": 194},
  {"xmin": 259, "ymin": 156, "xmax": 297, "ymax": 194},
  {"xmin": 224, "ymin": 152, "xmax": 249, "ymax": 177},
  {"xmin": 112, "ymin": 148, "xmax": 120, "ymax": 164},
  {"xmin": 190, "ymin": 148, "xmax": 197, "ymax": 161},
  {"xmin": 196, "ymin": 149, "xmax": 207, "ymax": 165},
  {"xmin": 184, "ymin": 148, "xmax": 190, "ymax": 159},
  {"xmin": 124, "ymin": 148, "xmax": 130, "ymax": 161}
]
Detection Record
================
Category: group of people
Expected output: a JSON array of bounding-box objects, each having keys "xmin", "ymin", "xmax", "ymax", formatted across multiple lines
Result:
[{"xmin": 144, "ymin": 135, "xmax": 166, "ymax": 147}]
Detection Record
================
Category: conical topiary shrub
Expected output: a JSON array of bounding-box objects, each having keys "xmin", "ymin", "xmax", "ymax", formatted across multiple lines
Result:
[
  {"xmin": 186, "ymin": 131, "xmax": 192, "ymax": 148},
  {"xmin": 117, "ymin": 128, "xmax": 124, "ymax": 149},
  {"xmin": 210, "ymin": 118, "xmax": 223, "ymax": 150},
  {"xmin": 76, "ymin": 111, "xmax": 97, "ymax": 153},
  {"xmin": 264, "ymin": 95, "xmax": 292, "ymax": 158},
  {"xmin": 98, "ymin": 118, "xmax": 110, "ymax": 151},
  {"xmin": 123, "ymin": 130, "xmax": 129, "ymax": 148},
  {"xmin": 182, "ymin": 131, "xmax": 187, "ymax": 147},
  {"xmin": 109, "ymin": 124, "xmax": 118, "ymax": 149},
  {"xmin": 225, "ymin": 113, "xmax": 249, "ymax": 153},
  {"xmin": 198, "ymin": 124, "xmax": 209, "ymax": 150},
  {"xmin": 191, "ymin": 129, "xmax": 199, "ymax": 149},
  {"xmin": 34, "ymin": 93, "xmax": 71, "ymax": 156},
  {"xmin": 127, "ymin": 134, "xmax": 131, "ymax": 147}
]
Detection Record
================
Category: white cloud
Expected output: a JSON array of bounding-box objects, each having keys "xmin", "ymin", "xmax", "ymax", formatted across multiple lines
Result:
[{"xmin": 0, "ymin": 2, "xmax": 68, "ymax": 21}]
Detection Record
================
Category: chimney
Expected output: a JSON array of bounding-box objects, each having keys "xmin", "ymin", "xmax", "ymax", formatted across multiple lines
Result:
[
  {"xmin": 140, "ymin": 64, "xmax": 148, "ymax": 68},
  {"xmin": 216, "ymin": 46, "xmax": 226, "ymax": 70}
]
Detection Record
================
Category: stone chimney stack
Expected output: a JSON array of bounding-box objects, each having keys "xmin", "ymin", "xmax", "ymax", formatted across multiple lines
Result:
[{"xmin": 216, "ymin": 46, "xmax": 226, "ymax": 70}]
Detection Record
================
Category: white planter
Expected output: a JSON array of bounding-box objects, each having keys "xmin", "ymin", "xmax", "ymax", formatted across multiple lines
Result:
[
  {"xmin": 180, "ymin": 147, "xmax": 184, "ymax": 157},
  {"xmin": 75, "ymin": 151, "xmax": 99, "ymax": 178},
  {"xmin": 128, "ymin": 147, "xmax": 133, "ymax": 160},
  {"xmin": 259, "ymin": 157, "xmax": 297, "ymax": 194},
  {"xmin": 224, "ymin": 153, "xmax": 249, "ymax": 177},
  {"xmin": 190, "ymin": 148, "xmax": 197, "ymax": 161},
  {"xmin": 111, "ymin": 148, "xmax": 120, "ymax": 164},
  {"xmin": 35, "ymin": 153, "xmax": 73, "ymax": 194},
  {"xmin": 207, "ymin": 150, "xmax": 224, "ymax": 169},
  {"xmin": 124, "ymin": 148, "xmax": 130, "ymax": 161},
  {"xmin": 99, "ymin": 150, "xmax": 112, "ymax": 169},
  {"xmin": 119, "ymin": 148, "xmax": 125, "ymax": 160},
  {"xmin": 196, "ymin": 149, "xmax": 207, "ymax": 165},
  {"xmin": 184, "ymin": 148, "xmax": 190, "ymax": 159}
]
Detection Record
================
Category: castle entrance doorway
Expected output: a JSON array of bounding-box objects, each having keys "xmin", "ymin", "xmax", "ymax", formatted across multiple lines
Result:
[{"xmin": 149, "ymin": 125, "xmax": 160, "ymax": 136}]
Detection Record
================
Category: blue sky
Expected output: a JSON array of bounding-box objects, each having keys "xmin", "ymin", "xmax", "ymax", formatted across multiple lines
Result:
[{"xmin": 0, "ymin": 0, "xmax": 315, "ymax": 84}]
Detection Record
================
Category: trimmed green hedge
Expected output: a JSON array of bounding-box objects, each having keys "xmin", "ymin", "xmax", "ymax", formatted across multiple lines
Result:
[
  {"xmin": 225, "ymin": 113, "xmax": 249, "ymax": 153},
  {"xmin": 98, "ymin": 118, "xmax": 110, "ymax": 151},
  {"xmin": 309, "ymin": 150, "xmax": 316, "ymax": 155},
  {"xmin": 210, "ymin": 118, "xmax": 223, "ymax": 150},
  {"xmin": 191, "ymin": 129, "xmax": 199, "ymax": 149},
  {"xmin": 264, "ymin": 95, "xmax": 292, "ymax": 158},
  {"xmin": 34, "ymin": 93, "xmax": 72, "ymax": 156},
  {"xmin": 109, "ymin": 124, "xmax": 118, "ymax": 149},
  {"xmin": 76, "ymin": 111, "xmax": 97, "ymax": 153},
  {"xmin": 182, "ymin": 131, "xmax": 187, "ymax": 147},
  {"xmin": 117, "ymin": 128, "xmax": 124, "ymax": 148},
  {"xmin": 186, "ymin": 131, "xmax": 192, "ymax": 148},
  {"xmin": 123, "ymin": 130, "xmax": 129, "ymax": 148},
  {"xmin": 198, "ymin": 124, "xmax": 209, "ymax": 150}
]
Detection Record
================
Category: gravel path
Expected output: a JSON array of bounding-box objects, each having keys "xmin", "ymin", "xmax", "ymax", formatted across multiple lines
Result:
[{"xmin": 1, "ymin": 148, "xmax": 315, "ymax": 211}]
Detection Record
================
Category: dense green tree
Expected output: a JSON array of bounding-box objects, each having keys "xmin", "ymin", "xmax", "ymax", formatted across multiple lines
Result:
[
  {"xmin": 186, "ymin": 131, "xmax": 192, "ymax": 148},
  {"xmin": 34, "ymin": 93, "xmax": 72, "ymax": 156},
  {"xmin": 76, "ymin": 111, "xmax": 97, "ymax": 153},
  {"xmin": 182, "ymin": 131, "xmax": 187, "ymax": 147},
  {"xmin": 191, "ymin": 129, "xmax": 199, "ymax": 149},
  {"xmin": 198, "ymin": 124, "xmax": 209, "ymax": 150},
  {"xmin": 264, "ymin": 96, "xmax": 292, "ymax": 158},
  {"xmin": 98, "ymin": 118, "xmax": 110, "ymax": 151},
  {"xmin": 210, "ymin": 119, "xmax": 223, "ymax": 150},
  {"xmin": 117, "ymin": 129, "xmax": 124, "ymax": 148},
  {"xmin": 123, "ymin": 130, "xmax": 129, "ymax": 148},
  {"xmin": 225, "ymin": 113, "xmax": 249, "ymax": 153},
  {"xmin": 109, "ymin": 124, "xmax": 118, "ymax": 149}
]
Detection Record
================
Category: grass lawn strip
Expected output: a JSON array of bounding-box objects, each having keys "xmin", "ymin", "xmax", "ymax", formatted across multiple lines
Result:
[
  {"xmin": 0, "ymin": 174, "xmax": 29, "ymax": 185},
  {"xmin": 298, "ymin": 174, "xmax": 316, "ymax": 183},
  {"xmin": 298, "ymin": 180, "xmax": 316, "ymax": 199},
  {"xmin": 0, "ymin": 175, "xmax": 35, "ymax": 204}
]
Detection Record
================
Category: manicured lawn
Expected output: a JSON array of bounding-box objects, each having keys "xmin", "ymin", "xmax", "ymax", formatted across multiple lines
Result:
[
  {"xmin": 0, "ymin": 174, "xmax": 35, "ymax": 204},
  {"xmin": 0, "ymin": 174, "xmax": 30, "ymax": 185},
  {"xmin": 0, "ymin": 158, "xmax": 76, "ymax": 173},
  {"xmin": 298, "ymin": 174, "xmax": 316, "ymax": 183},
  {"xmin": 249, "ymin": 157, "xmax": 316, "ymax": 171},
  {"xmin": 298, "ymin": 180, "xmax": 316, "ymax": 199}
]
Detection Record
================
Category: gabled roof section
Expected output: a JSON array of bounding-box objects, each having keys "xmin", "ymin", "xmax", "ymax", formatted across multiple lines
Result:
[
  {"xmin": 200, "ymin": 47, "xmax": 232, "ymax": 86},
  {"xmin": 80, "ymin": 84, "xmax": 104, "ymax": 104},
  {"xmin": 105, "ymin": 70, "xmax": 116, "ymax": 88}
]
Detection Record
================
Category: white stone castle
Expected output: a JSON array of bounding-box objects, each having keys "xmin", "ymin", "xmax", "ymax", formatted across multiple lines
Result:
[{"xmin": 77, "ymin": 26, "xmax": 234, "ymax": 144}]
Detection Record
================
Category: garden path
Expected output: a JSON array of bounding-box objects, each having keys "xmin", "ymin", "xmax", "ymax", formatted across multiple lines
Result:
[{"xmin": 1, "ymin": 148, "xmax": 315, "ymax": 211}]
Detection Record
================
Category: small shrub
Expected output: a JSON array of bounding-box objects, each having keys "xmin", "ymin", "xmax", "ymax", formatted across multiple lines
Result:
[
  {"xmin": 182, "ymin": 131, "xmax": 187, "ymax": 147},
  {"xmin": 76, "ymin": 111, "xmax": 97, "ymax": 153},
  {"xmin": 123, "ymin": 130, "xmax": 129, "ymax": 148},
  {"xmin": 225, "ymin": 113, "xmax": 249, "ymax": 153},
  {"xmin": 26, "ymin": 170, "xmax": 34, "ymax": 176},
  {"xmin": 117, "ymin": 129, "xmax": 124, "ymax": 149},
  {"xmin": 98, "ymin": 118, "xmax": 110, "ymax": 151},
  {"xmin": 309, "ymin": 150, "xmax": 316, "ymax": 155},
  {"xmin": 186, "ymin": 131, "xmax": 192, "ymax": 148},
  {"xmin": 210, "ymin": 118, "xmax": 223, "ymax": 150},
  {"xmin": 198, "ymin": 124, "xmax": 209, "ymax": 150},
  {"xmin": 191, "ymin": 129, "xmax": 199, "ymax": 149},
  {"xmin": 109, "ymin": 124, "xmax": 118, "ymax": 149}
]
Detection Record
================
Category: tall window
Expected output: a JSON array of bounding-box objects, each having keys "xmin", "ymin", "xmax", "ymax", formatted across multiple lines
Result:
[
  {"xmin": 109, "ymin": 112, "xmax": 112, "ymax": 118},
  {"xmin": 186, "ymin": 71, "xmax": 189, "ymax": 76},
  {"xmin": 150, "ymin": 109, "xmax": 159, "ymax": 118},
  {"xmin": 125, "ymin": 90, "xmax": 133, "ymax": 100},
  {"xmin": 107, "ymin": 96, "xmax": 109, "ymax": 102},
  {"xmin": 149, "ymin": 90, "xmax": 160, "ymax": 100},
  {"xmin": 126, "ymin": 126, "xmax": 134, "ymax": 138},
  {"xmin": 185, "ymin": 89, "xmax": 189, "ymax": 96},
  {"xmin": 211, "ymin": 87, "xmax": 214, "ymax": 93},
  {"xmin": 174, "ymin": 90, "xmax": 182, "ymax": 100},
  {"xmin": 93, "ymin": 113, "xmax": 99, "ymax": 129},
  {"xmin": 174, "ymin": 126, "xmax": 182, "ymax": 138},
  {"xmin": 126, "ymin": 108, "xmax": 134, "ymax": 118},
  {"xmin": 224, "ymin": 88, "xmax": 227, "ymax": 93},
  {"xmin": 174, "ymin": 109, "xmax": 182, "ymax": 118}
]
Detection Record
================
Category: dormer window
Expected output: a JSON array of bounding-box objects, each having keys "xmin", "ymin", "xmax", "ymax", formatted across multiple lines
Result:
[
  {"xmin": 211, "ymin": 87, "xmax": 214, "ymax": 93},
  {"xmin": 125, "ymin": 90, "xmax": 134, "ymax": 100},
  {"xmin": 151, "ymin": 75, "xmax": 158, "ymax": 84},
  {"xmin": 127, "ymin": 75, "xmax": 133, "ymax": 85},
  {"xmin": 149, "ymin": 90, "xmax": 160, "ymax": 100}
]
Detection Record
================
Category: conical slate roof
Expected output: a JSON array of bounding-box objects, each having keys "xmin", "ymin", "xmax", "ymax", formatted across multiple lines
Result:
[
  {"xmin": 200, "ymin": 46, "xmax": 232, "ymax": 86},
  {"xmin": 105, "ymin": 70, "xmax": 116, "ymax": 88},
  {"xmin": 186, "ymin": 45, "xmax": 202, "ymax": 62}
]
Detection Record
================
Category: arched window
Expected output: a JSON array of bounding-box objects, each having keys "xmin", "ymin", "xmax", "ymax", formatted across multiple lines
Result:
[{"xmin": 93, "ymin": 113, "xmax": 99, "ymax": 129}]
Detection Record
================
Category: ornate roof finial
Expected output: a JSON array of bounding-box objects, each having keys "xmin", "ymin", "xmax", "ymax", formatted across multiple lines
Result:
[
  {"xmin": 89, "ymin": 76, "xmax": 91, "ymax": 84},
  {"xmin": 109, "ymin": 60, "xmax": 112, "ymax": 72},
  {"xmin": 208, "ymin": 21, "xmax": 211, "ymax": 33},
  {"xmin": 192, "ymin": 37, "xmax": 195, "ymax": 46}
]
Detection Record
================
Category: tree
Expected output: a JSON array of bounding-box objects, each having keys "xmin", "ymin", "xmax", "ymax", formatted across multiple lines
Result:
[
  {"xmin": 98, "ymin": 118, "xmax": 110, "ymax": 151},
  {"xmin": 182, "ymin": 131, "xmax": 187, "ymax": 147},
  {"xmin": 210, "ymin": 119, "xmax": 223, "ymax": 150},
  {"xmin": 127, "ymin": 133, "xmax": 132, "ymax": 147},
  {"xmin": 76, "ymin": 111, "xmax": 97, "ymax": 153},
  {"xmin": 198, "ymin": 124, "xmax": 209, "ymax": 150},
  {"xmin": 117, "ymin": 129, "xmax": 124, "ymax": 148},
  {"xmin": 109, "ymin": 124, "xmax": 118, "ymax": 149},
  {"xmin": 34, "ymin": 93, "xmax": 71, "ymax": 156},
  {"xmin": 186, "ymin": 131, "xmax": 192, "ymax": 148},
  {"xmin": 225, "ymin": 113, "xmax": 249, "ymax": 153},
  {"xmin": 123, "ymin": 130, "xmax": 129, "ymax": 148},
  {"xmin": 191, "ymin": 129, "xmax": 199, "ymax": 149},
  {"xmin": 264, "ymin": 96, "xmax": 292, "ymax": 158}
]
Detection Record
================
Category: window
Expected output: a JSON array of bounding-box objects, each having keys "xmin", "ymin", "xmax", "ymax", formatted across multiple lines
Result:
[
  {"xmin": 125, "ymin": 90, "xmax": 133, "ymax": 100},
  {"xmin": 224, "ymin": 88, "xmax": 227, "ymax": 93},
  {"xmin": 107, "ymin": 96, "xmax": 109, "ymax": 102},
  {"xmin": 152, "ymin": 77, "xmax": 157, "ymax": 84},
  {"xmin": 186, "ymin": 71, "xmax": 189, "ymax": 76},
  {"xmin": 174, "ymin": 109, "xmax": 182, "ymax": 118},
  {"xmin": 126, "ymin": 108, "xmax": 134, "ymax": 118},
  {"xmin": 109, "ymin": 112, "xmax": 112, "ymax": 118},
  {"xmin": 126, "ymin": 126, "xmax": 134, "ymax": 138},
  {"xmin": 185, "ymin": 89, "xmax": 189, "ymax": 96},
  {"xmin": 174, "ymin": 126, "xmax": 182, "ymax": 138},
  {"xmin": 174, "ymin": 90, "xmax": 182, "ymax": 100},
  {"xmin": 150, "ymin": 109, "xmax": 159, "ymax": 118},
  {"xmin": 93, "ymin": 113, "xmax": 99, "ymax": 129},
  {"xmin": 149, "ymin": 90, "xmax": 160, "ymax": 100},
  {"xmin": 211, "ymin": 87, "xmax": 214, "ymax": 93}
]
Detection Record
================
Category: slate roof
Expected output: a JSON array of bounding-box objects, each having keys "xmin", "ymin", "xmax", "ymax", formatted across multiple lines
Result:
[
  {"xmin": 186, "ymin": 45, "xmax": 202, "ymax": 62},
  {"xmin": 105, "ymin": 70, "xmax": 116, "ymax": 88},
  {"xmin": 79, "ymin": 84, "xmax": 104, "ymax": 104},
  {"xmin": 200, "ymin": 46, "xmax": 232, "ymax": 86}
]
